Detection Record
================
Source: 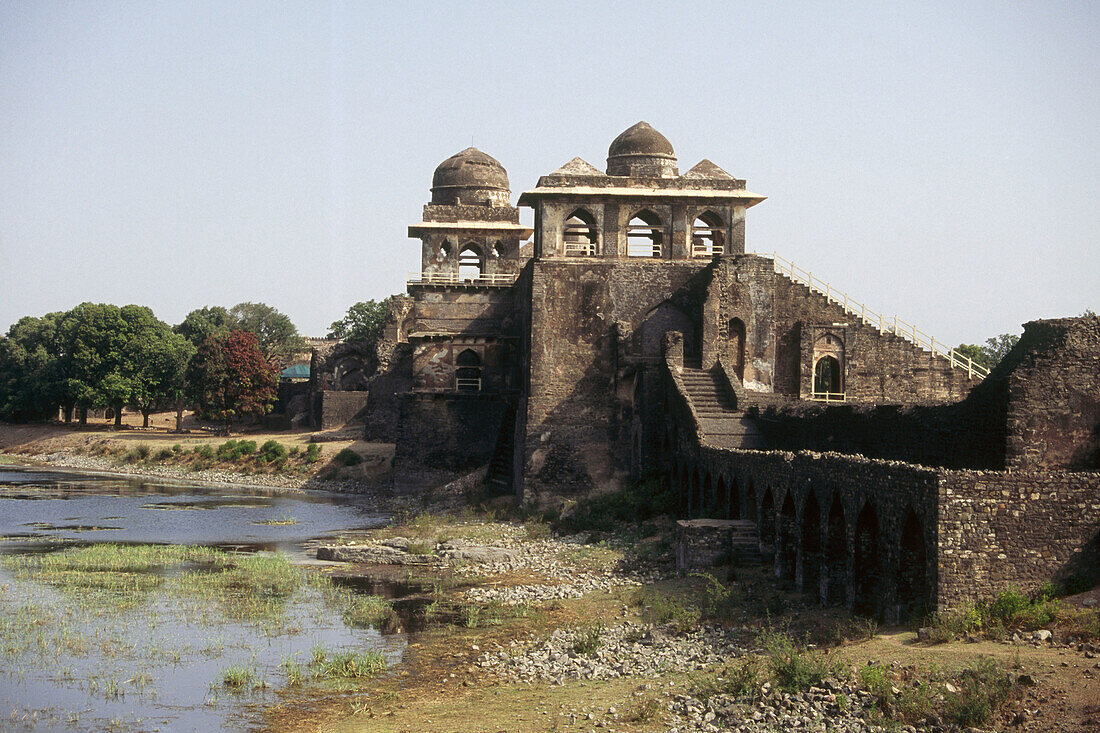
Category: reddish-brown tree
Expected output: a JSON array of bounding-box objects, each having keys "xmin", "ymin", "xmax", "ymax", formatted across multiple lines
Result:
[{"xmin": 185, "ymin": 330, "xmax": 277, "ymax": 432}]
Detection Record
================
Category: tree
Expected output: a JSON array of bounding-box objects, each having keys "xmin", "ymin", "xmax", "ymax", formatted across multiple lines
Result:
[
  {"xmin": 952, "ymin": 343, "xmax": 986, "ymax": 368},
  {"xmin": 227, "ymin": 302, "xmax": 305, "ymax": 365},
  {"xmin": 174, "ymin": 306, "xmax": 233, "ymax": 347},
  {"xmin": 128, "ymin": 329, "xmax": 195, "ymax": 429},
  {"xmin": 185, "ymin": 330, "xmax": 277, "ymax": 432},
  {"xmin": 327, "ymin": 297, "xmax": 392, "ymax": 343},
  {"xmin": 0, "ymin": 313, "xmax": 66, "ymax": 421},
  {"xmin": 981, "ymin": 333, "xmax": 1019, "ymax": 368}
]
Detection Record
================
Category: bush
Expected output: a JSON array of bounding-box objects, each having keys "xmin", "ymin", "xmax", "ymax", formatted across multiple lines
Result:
[
  {"xmin": 944, "ymin": 657, "xmax": 1018, "ymax": 727},
  {"xmin": 195, "ymin": 444, "xmax": 215, "ymax": 460},
  {"xmin": 634, "ymin": 587, "xmax": 701, "ymax": 632},
  {"xmin": 572, "ymin": 624, "xmax": 603, "ymax": 656},
  {"xmin": 134, "ymin": 443, "xmax": 150, "ymax": 459},
  {"xmin": 154, "ymin": 447, "xmax": 175, "ymax": 461},
  {"xmin": 259, "ymin": 440, "xmax": 288, "ymax": 463},
  {"xmin": 557, "ymin": 474, "xmax": 676, "ymax": 532},
  {"xmin": 335, "ymin": 448, "xmax": 363, "ymax": 466},
  {"xmin": 305, "ymin": 443, "xmax": 321, "ymax": 464},
  {"xmin": 760, "ymin": 630, "xmax": 833, "ymax": 692},
  {"xmin": 236, "ymin": 440, "xmax": 257, "ymax": 456}
]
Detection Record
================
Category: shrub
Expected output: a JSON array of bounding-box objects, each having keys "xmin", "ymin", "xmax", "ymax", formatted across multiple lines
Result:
[
  {"xmin": 634, "ymin": 587, "xmax": 701, "ymax": 632},
  {"xmin": 154, "ymin": 447, "xmax": 175, "ymax": 461},
  {"xmin": 760, "ymin": 630, "xmax": 833, "ymax": 692},
  {"xmin": 944, "ymin": 657, "xmax": 1018, "ymax": 727},
  {"xmin": 236, "ymin": 440, "xmax": 257, "ymax": 456},
  {"xmin": 691, "ymin": 657, "xmax": 761, "ymax": 700},
  {"xmin": 335, "ymin": 448, "xmax": 363, "ymax": 466},
  {"xmin": 171, "ymin": 443, "xmax": 183, "ymax": 453},
  {"xmin": 572, "ymin": 624, "xmax": 603, "ymax": 656},
  {"xmin": 259, "ymin": 440, "xmax": 288, "ymax": 463},
  {"xmin": 985, "ymin": 588, "xmax": 1030, "ymax": 625},
  {"xmin": 557, "ymin": 474, "xmax": 676, "ymax": 532},
  {"xmin": 195, "ymin": 444, "xmax": 215, "ymax": 460},
  {"xmin": 216, "ymin": 439, "xmax": 239, "ymax": 460},
  {"xmin": 305, "ymin": 443, "xmax": 321, "ymax": 464}
]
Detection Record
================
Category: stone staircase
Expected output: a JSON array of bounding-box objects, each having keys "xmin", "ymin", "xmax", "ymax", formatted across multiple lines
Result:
[
  {"xmin": 679, "ymin": 367, "xmax": 767, "ymax": 449},
  {"xmin": 728, "ymin": 520, "xmax": 764, "ymax": 566},
  {"xmin": 485, "ymin": 407, "xmax": 516, "ymax": 493}
]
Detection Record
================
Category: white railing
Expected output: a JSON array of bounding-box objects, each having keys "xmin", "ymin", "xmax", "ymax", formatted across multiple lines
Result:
[
  {"xmin": 455, "ymin": 377, "xmax": 482, "ymax": 392},
  {"xmin": 754, "ymin": 252, "xmax": 990, "ymax": 380},
  {"xmin": 811, "ymin": 391, "xmax": 846, "ymax": 403},
  {"xmin": 564, "ymin": 241, "xmax": 596, "ymax": 257},
  {"xmin": 407, "ymin": 272, "xmax": 517, "ymax": 287}
]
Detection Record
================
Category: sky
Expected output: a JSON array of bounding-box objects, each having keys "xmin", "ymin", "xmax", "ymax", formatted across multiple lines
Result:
[{"xmin": 1, "ymin": 1, "xmax": 1096, "ymax": 345}]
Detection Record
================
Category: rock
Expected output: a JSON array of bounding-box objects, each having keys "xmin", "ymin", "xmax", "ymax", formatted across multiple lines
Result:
[
  {"xmin": 316, "ymin": 544, "xmax": 434, "ymax": 565},
  {"xmin": 944, "ymin": 682, "xmax": 959, "ymax": 694},
  {"xmin": 442, "ymin": 546, "xmax": 518, "ymax": 563},
  {"xmin": 1035, "ymin": 629, "xmax": 1053, "ymax": 642}
]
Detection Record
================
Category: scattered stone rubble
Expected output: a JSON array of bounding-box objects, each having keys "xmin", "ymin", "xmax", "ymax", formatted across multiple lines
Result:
[{"xmin": 477, "ymin": 622, "xmax": 747, "ymax": 683}]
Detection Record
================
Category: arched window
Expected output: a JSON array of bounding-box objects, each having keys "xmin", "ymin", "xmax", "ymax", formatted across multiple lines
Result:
[
  {"xmin": 564, "ymin": 209, "xmax": 597, "ymax": 257},
  {"xmin": 439, "ymin": 240, "xmax": 453, "ymax": 260},
  {"xmin": 728, "ymin": 317, "xmax": 746, "ymax": 382},
  {"xmin": 490, "ymin": 242, "xmax": 503, "ymax": 259},
  {"xmin": 455, "ymin": 349, "xmax": 481, "ymax": 392},
  {"xmin": 813, "ymin": 355, "xmax": 842, "ymax": 401},
  {"xmin": 458, "ymin": 244, "xmax": 483, "ymax": 281},
  {"xmin": 627, "ymin": 210, "xmax": 663, "ymax": 258},
  {"xmin": 691, "ymin": 212, "xmax": 724, "ymax": 257}
]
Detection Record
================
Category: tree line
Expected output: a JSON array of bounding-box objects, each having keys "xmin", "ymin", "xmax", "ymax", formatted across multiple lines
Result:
[{"xmin": 0, "ymin": 299, "xmax": 394, "ymax": 431}]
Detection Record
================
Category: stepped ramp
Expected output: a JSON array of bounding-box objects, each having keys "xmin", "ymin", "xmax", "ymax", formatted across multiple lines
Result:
[{"xmin": 679, "ymin": 367, "xmax": 767, "ymax": 449}]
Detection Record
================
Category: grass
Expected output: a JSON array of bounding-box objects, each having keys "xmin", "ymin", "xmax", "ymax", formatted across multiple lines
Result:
[
  {"xmin": 220, "ymin": 665, "xmax": 260, "ymax": 690},
  {"xmin": 632, "ymin": 585, "xmax": 701, "ymax": 632},
  {"xmin": 254, "ymin": 511, "xmax": 298, "ymax": 526},
  {"xmin": 927, "ymin": 587, "xmax": 1099, "ymax": 643},
  {"xmin": 308, "ymin": 647, "xmax": 386, "ymax": 680},
  {"xmin": 571, "ymin": 624, "xmax": 603, "ymax": 656},
  {"xmin": 555, "ymin": 474, "xmax": 676, "ymax": 533}
]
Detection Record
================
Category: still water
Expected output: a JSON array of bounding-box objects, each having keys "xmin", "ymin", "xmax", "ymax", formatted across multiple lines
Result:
[{"xmin": 0, "ymin": 467, "xmax": 401, "ymax": 732}]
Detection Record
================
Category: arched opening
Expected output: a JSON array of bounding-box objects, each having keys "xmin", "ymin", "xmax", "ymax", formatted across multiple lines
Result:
[
  {"xmin": 490, "ymin": 242, "xmax": 503, "ymax": 258},
  {"xmin": 641, "ymin": 301, "xmax": 699, "ymax": 364},
  {"xmin": 716, "ymin": 476, "xmax": 728, "ymax": 519},
  {"xmin": 778, "ymin": 492, "xmax": 798, "ymax": 588},
  {"xmin": 454, "ymin": 349, "xmax": 482, "ymax": 392},
  {"xmin": 728, "ymin": 318, "xmax": 746, "ymax": 383},
  {"xmin": 759, "ymin": 489, "xmax": 776, "ymax": 563},
  {"xmin": 729, "ymin": 476, "xmax": 740, "ymax": 520},
  {"xmin": 627, "ymin": 210, "xmax": 664, "ymax": 258},
  {"xmin": 439, "ymin": 240, "xmax": 453, "ymax": 260},
  {"xmin": 745, "ymin": 481, "xmax": 757, "ymax": 523},
  {"xmin": 800, "ymin": 494, "xmax": 822, "ymax": 602},
  {"xmin": 813, "ymin": 355, "xmax": 842, "ymax": 401},
  {"xmin": 897, "ymin": 509, "xmax": 929, "ymax": 622},
  {"xmin": 564, "ymin": 209, "xmax": 598, "ymax": 257},
  {"xmin": 691, "ymin": 212, "xmax": 725, "ymax": 257},
  {"xmin": 692, "ymin": 470, "xmax": 703, "ymax": 518},
  {"xmin": 824, "ymin": 497, "xmax": 847, "ymax": 606},
  {"xmin": 702, "ymin": 473, "xmax": 714, "ymax": 517},
  {"xmin": 458, "ymin": 244, "xmax": 483, "ymax": 281},
  {"xmin": 854, "ymin": 502, "xmax": 882, "ymax": 617}
]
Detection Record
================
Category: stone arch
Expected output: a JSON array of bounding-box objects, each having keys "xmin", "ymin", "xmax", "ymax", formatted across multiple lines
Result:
[
  {"xmin": 897, "ymin": 508, "xmax": 929, "ymax": 622},
  {"xmin": 824, "ymin": 496, "xmax": 847, "ymax": 606},
  {"xmin": 778, "ymin": 492, "xmax": 798, "ymax": 588},
  {"xmin": 455, "ymin": 348, "xmax": 482, "ymax": 392},
  {"xmin": 458, "ymin": 243, "xmax": 483, "ymax": 279},
  {"xmin": 800, "ymin": 493, "xmax": 823, "ymax": 602},
  {"xmin": 853, "ymin": 501, "xmax": 882, "ymax": 617},
  {"xmin": 716, "ymin": 475, "xmax": 728, "ymax": 519},
  {"xmin": 692, "ymin": 469, "xmax": 703, "ymax": 518},
  {"xmin": 641, "ymin": 301, "xmax": 698, "ymax": 365},
  {"xmin": 627, "ymin": 209, "xmax": 664, "ymax": 258},
  {"xmin": 728, "ymin": 317, "xmax": 746, "ymax": 383},
  {"xmin": 744, "ymin": 480, "xmax": 757, "ymax": 523},
  {"xmin": 813, "ymin": 354, "xmax": 842, "ymax": 399},
  {"xmin": 691, "ymin": 211, "xmax": 724, "ymax": 257},
  {"xmin": 702, "ymin": 473, "xmax": 714, "ymax": 518},
  {"xmin": 564, "ymin": 208, "xmax": 598, "ymax": 256},
  {"xmin": 759, "ymin": 488, "xmax": 776, "ymax": 562}
]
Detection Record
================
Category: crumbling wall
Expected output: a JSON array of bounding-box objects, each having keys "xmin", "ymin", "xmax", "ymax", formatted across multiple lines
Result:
[
  {"xmin": 523, "ymin": 259, "xmax": 710, "ymax": 500},
  {"xmin": 937, "ymin": 469, "xmax": 1100, "ymax": 607}
]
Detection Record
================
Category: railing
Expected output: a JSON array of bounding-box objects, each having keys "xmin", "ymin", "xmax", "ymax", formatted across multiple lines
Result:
[
  {"xmin": 455, "ymin": 377, "xmax": 482, "ymax": 392},
  {"xmin": 753, "ymin": 252, "xmax": 990, "ymax": 380},
  {"xmin": 407, "ymin": 272, "xmax": 517, "ymax": 287},
  {"xmin": 564, "ymin": 241, "xmax": 596, "ymax": 257},
  {"xmin": 811, "ymin": 391, "xmax": 846, "ymax": 403}
]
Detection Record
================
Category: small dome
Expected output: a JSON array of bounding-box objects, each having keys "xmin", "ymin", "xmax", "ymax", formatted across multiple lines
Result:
[
  {"xmin": 431, "ymin": 147, "xmax": 510, "ymax": 205},
  {"xmin": 606, "ymin": 122, "xmax": 678, "ymax": 177}
]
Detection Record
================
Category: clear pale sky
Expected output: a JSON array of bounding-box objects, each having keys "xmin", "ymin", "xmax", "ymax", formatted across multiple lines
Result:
[{"xmin": 2, "ymin": 1, "xmax": 1096, "ymax": 345}]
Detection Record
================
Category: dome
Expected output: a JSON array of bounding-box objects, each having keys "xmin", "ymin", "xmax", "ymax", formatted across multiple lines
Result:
[
  {"xmin": 607, "ymin": 121, "xmax": 678, "ymax": 177},
  {"xmin": 431, "ymin": 147, "xmax": 510, "ymax": 205},
  {"xmin": 608, "ymin": 121, "xmax": 676, "ymax": 159}
]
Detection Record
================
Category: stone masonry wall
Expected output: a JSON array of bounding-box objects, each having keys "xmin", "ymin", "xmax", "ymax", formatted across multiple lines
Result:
[
  {"xmin": 523, "ymin": 259, "xmax": 710, "ymax": 500},
  {"xmin": 937, "ymin": 469, "xmax": 1100, "ymax": 608}
]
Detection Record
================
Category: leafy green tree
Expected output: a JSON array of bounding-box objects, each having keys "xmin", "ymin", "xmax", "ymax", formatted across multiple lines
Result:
[
  {"xmin": 328, "ymin": 298, "xmax": 392, "ymax": 344},
  {"xmin": 227, "ymin": 302, "xmax": 305, "ymax": 365},
  {"xmin": 0, "ymin": 313, "xmax": 66, "ymax": 421},
  {"xmin": 981, "ymin": 333, "xmax": 1020, "ymax": 368},
  {"xmin": 174, "ymin": 306, "xmax": 233, "ymax": 347},
  {"xmin": 952, "ymin": 343, "xmax": 986, "ymax": 368},
  {"xmin": 185, "ymin": 330, "xmax": 277, "ymax": 432},
  {"xmin": 128, "ymin": 329, "xmax": 195, "ymax": 429}
]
